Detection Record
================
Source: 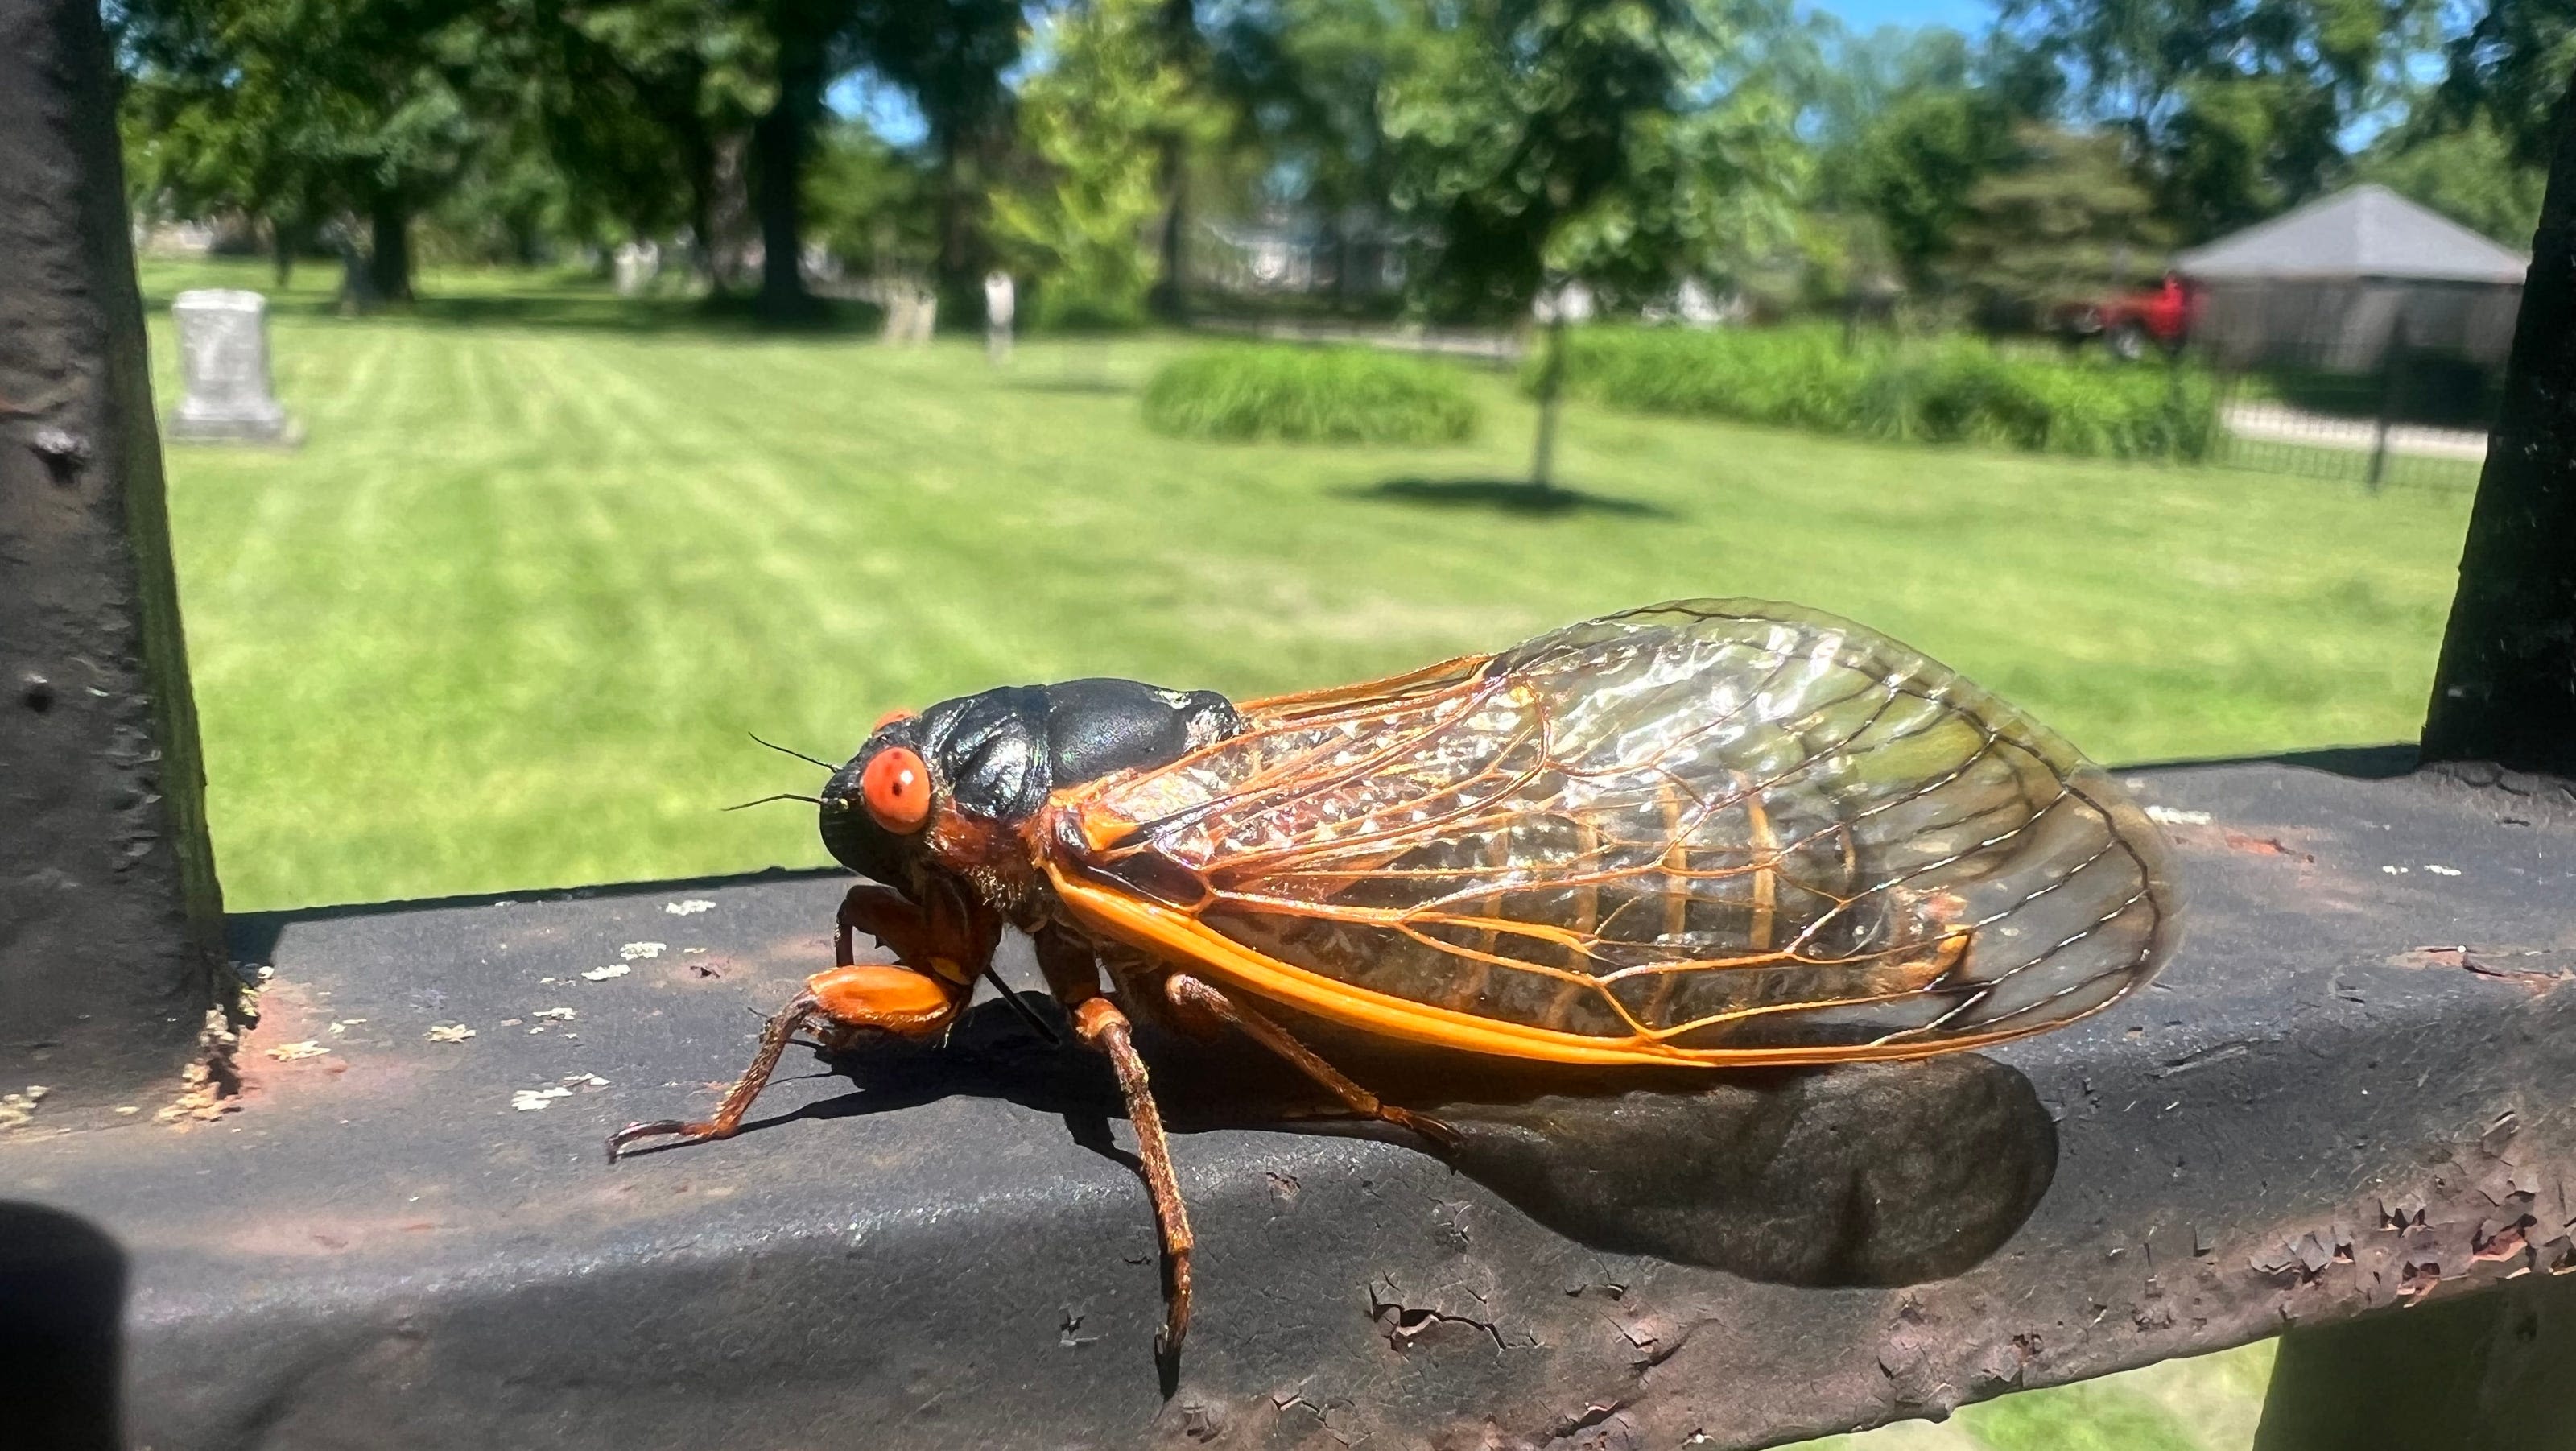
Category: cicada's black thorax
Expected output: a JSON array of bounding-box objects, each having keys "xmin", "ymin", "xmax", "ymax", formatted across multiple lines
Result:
[
  {"xmin": 818, "ymin": 678, "xmax": 1242, "ymax": 895},
  {"xmin": 920, "ymin": 678, "xmax": 1242, "ymax": 826}
]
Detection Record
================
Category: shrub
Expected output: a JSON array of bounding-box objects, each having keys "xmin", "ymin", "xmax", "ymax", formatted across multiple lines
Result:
[
  {"xmin": 1545, "ymin": 324, "xmax": 1875, "ymax": 433},
  {"xmin": 1144, "ymin": 345, "xmax": 1480, "ymax": 444},
  {"xmin": 1034, "ymin": 283, "xmax": 1147, "ymax": 333},
  {"xmin": 1544, "ymin": 325, "xmax": 2218, "ymax": 462}
]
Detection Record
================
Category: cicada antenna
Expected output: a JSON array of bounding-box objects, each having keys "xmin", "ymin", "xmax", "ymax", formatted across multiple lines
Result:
[
  {"xmin": 722, "ymin": 792, "xmax": 826, "ymax": 812},
  {"xmin": 748, "ymin": 733, "xmax": 840, "ymax": 771}
]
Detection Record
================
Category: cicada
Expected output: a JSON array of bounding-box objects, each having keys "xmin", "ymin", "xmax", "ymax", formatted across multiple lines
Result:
[{"xmin": 613, "ymin": 600, "xmax": 2179, "ymax": 1354}]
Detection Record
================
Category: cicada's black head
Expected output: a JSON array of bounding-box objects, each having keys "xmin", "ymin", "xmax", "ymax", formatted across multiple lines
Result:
[{"xmin": 819, "ymin": 679, "xmax": 1241, "ymax": 898}]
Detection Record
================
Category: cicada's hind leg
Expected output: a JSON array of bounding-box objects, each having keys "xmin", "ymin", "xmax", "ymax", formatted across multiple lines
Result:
[
  {"xmin": 1069, "ymin": 995, "xmax": 1195, "ymax": 1360},
  {"xmin": 1164, "ymin": 973, "xmax": 1459, "ymax": 1154}
]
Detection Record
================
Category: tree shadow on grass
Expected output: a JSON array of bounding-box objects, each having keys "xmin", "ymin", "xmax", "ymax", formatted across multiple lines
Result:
[
  {"xmin": 146, "ymin": 283, "xmax": 887, "ymax": 339},
  {"xmin": 400, "ymin": 292, "xmax": 885, "ymax": 337},
  {"xmin": 1005, "ymin": 378, "xmax": 1136, "ymax": 395},
  {"xmin": 1341, "ymin": 476, "xmax": 1673, "ymax": 519}
]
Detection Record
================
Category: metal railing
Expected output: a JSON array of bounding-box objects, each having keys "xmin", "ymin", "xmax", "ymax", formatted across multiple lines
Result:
[{"xmin": 5, "ymin": 0, "xmax": 2576, "ymax": 1445}]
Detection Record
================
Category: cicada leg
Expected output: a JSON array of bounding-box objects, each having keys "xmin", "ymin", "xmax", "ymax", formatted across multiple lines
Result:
[
  {"xmin": 608, "ymin": 986, "xmax": 823, "ymax": 1159},
  {"xmin": 610, "ymin": 887, "xmax": 981, "ymax": 1160},
  {"xmin": 607, "ymin": 963, "xmax": 963, "ymax": 1159},
  {"xmin": 1164, "ymin": 974, "xmax": 1459, "ymax": 1155},
  {"xmin": 1069, "ymin": 995, "xmax": 1195, "ymax": 1359}
]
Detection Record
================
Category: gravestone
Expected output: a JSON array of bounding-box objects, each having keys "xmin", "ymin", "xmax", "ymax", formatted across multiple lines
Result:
[
  {"xmin": 881, "ymin": 278, "xmax": 937, "ymax": 345},
  {"xmin": 613, "ymin": 241, "xmax": 660, "ymax": 297},
  {"xmin": 983, "ymin": 269, "xmax": 1014, "ymax": 363},
  {"xmin": 166, "ymin": 289, "xmax": 295, "ymax": 444}
]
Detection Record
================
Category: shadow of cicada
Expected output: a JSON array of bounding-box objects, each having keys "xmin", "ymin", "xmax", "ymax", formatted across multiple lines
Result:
[
  {"xmin": 1413, "ymin": 1056, "xmax": 2058, "ymax": 1287},
  {"xmin": 805, "ymin": 994, "xmax": 2055, "ymax": 1290}
]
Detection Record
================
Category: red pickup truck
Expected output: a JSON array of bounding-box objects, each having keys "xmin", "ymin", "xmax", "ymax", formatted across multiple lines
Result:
[{"xmin": 2051, "ymin": 275, "xmax": 2194, "ymax": 359}]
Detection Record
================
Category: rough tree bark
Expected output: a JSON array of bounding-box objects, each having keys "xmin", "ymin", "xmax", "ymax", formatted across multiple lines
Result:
[
  {"xmin": 367, "ymin": 191, "xmax": 415, "ymax": 304},
  {"xmin": 752, "ymin": 48, "xmax": 825, "ymax": 322},
  {"xmin": 2420, "ymin": 65, "xmax": 2576, "ymax": 776},
  {"xmin": 1530, "ymin": 311, "xmax": 1568, "ymax": 493}
]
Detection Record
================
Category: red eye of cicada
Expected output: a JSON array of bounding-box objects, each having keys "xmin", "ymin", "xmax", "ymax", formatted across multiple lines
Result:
[{"xmin": 860, "ymin": 746, "xmax": 932, "ymax": 834}]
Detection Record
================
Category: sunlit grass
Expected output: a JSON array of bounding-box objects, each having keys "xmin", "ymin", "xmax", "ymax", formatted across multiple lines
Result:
[
  {"xmin": 146, "ymin": 259, "xmax": 2471, "ymax": 914},
  {"xmin": 1791, "ymin": 1340, "xmax": 2279, "ymax": 1451}
]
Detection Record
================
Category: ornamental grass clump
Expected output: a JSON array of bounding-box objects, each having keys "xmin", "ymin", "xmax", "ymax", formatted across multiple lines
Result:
[
  {"xmin": 1144, "ymin": 345, "xmax": 1480, "ymax": 444},
  {"xmin": 1548, "ymin": 324, "xmax": 1875, "ymax": 433},
  {"xmin": 1547, "ymin": 324, "xmax": 2218, "ymax": 462}
]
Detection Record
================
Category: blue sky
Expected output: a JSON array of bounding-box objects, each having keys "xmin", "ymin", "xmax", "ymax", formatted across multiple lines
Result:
[
  {"xmin": 1825, "ymin": 0, "xmax": 1998, "ymax": 34},
  {"xmin": 828, "ymin": 0, "xmax": 2006, "ymax": 136}
]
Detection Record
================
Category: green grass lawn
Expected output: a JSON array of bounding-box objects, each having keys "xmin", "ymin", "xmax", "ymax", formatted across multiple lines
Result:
[
  {"xmin": 144, "ymin": 258, "xmax": 2473, "ymax": 913},
  {"xmin": 143, "ymin": 260, "xmax": 2413, "ymax": 1448}
]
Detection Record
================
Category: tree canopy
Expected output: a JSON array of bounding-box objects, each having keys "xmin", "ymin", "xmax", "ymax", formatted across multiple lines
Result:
[{"xmin": 112, "ymin": 0, "xmax": 2570, "ymax": 319}]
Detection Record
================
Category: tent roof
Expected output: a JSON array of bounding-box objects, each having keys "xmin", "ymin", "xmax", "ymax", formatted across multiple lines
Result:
[{"xmin": 2175, "ymin": 184, "xmax": 2529, "ymax": 284}]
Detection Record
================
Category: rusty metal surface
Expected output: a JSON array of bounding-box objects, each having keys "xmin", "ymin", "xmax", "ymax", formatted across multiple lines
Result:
[
  {"xmin": 5, "ymin": 754, "xmax": 2574, "ymax": 1450},
  {"xmin": 0, "ymin": 0, "xmax": 225, "ymax": 1103}
]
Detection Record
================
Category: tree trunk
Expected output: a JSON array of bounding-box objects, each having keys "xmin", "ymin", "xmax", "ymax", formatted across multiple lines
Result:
[
  {"xmin": 1149, "ymin": 138, "xmax": 1190, "ymax": 322},
  {"xmin": 1146, "ymin": 0, "xmax": 1199, "ymax": 322},
  {"xmin": 751, "ymin": 48, "xmax": 824, "ymax": 323},
  {"xmin": 710, "ymin": 130, "xmax": 752, "ymax": 292},
  {"xmin": 1530, "ymin": 312, "xmax": 1567, "ymax": 493},
  {"xmin": 367, "ymin": 192, "xmax": 413, "ymax": 304},
  {"xmin": 932, "ymin": 138, "xmax": 986, "ymax": 309},
  {"xmin": 270, "ymin": 213, "xmax": 295, "ymax": 289},
  {"xmin": 684, "ymin": 126, "xmax": 722, "ymax": 296},
  {"xmin": 2420, "ymin": 72, "xmax": 2576, "ymax": 774}
]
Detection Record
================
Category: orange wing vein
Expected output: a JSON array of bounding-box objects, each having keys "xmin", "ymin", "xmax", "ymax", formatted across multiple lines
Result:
[{"xmin": 1038, "ymin": 600, "xmax": 2182, "ymax": 1066}]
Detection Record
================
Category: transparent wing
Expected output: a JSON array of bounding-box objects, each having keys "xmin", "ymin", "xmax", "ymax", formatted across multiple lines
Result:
[{"xmin": 1052, "ymin": 600, "xmax": 2180, "ymax": 1060}]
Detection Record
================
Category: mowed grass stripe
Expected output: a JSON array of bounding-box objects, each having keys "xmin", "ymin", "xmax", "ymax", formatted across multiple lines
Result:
[{"xmin": 146, "ymin": 262, "xmax": 2469, "ymax": 909}]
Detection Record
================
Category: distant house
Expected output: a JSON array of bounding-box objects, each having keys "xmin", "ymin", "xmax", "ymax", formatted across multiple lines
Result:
[
  {"xmin": 2176, "ymin": 185, "xmax": 2529, "ymax": 373},
  {"xmin": 1191, "ymin": 214, "xmax": 1411, "ymax": 304}
]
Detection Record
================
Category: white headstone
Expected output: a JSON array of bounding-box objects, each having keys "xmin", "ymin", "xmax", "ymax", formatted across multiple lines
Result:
[
  {"xmin": 613, "ymin": 242, "xmax": 661, "ymax": 296},
  {"xmin": 983, "ymin": 270, "xmax": 1015, "ymax": 362},
  {"xmin": 983, "ymin": 271, "xmax": 1015, "ymax": 330},
  {"xmin": 1676, "ymin": 277, "xmax": 1724, "ymax": 327},
  {"xmin": 167, "ymin": 290, "xmax": 295, "ymax": 444},
  {"xmin": 1531, "ymin": 280, "xmax": 1597, "ymax": 325},
  {"xmin": 881, "ymin": 279, "xmax": 938, "ymax": 345}
]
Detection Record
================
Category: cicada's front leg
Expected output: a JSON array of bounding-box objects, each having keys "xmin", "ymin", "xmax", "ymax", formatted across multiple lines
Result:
[{"xmin": 609, "ymin": 884, "xmax": 996, "ymax": 1160}]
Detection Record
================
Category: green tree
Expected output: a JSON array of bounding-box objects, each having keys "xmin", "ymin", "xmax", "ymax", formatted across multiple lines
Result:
[
  {"xmin": 1209, "ymin": 0, "xmax": 1429, "ymax": 300},
  {"xmin": 852, "ymin": 0, "xmax": 1026, "ymax": 304},
  {"xmin": 1747, "ymin": 20, "xmax": 2058, "ymax": 304},
  {"xmin": 806, "ymin": 119, "xmax": 937, "ymax": 277},
  {"xmin": 1846, "ymin": 80, "xmax": 2018, "ymax": 287},
  {"xmin": 993, "ymin": 0, "xmax": 1222, "ymax": 327},
  {"xmin": 520, "ymin": 0, "xmax": 773, "ymax": 290},
  {"xmin": 1381, "ymin": 0, "xmax": 1806, "ymax": 486},
  {"xmin": 120, "ymin": 0, "xmax": 490, "ymax": 301},
  {"xmin": 2435, "ymin": 0, "xmax": 2576, "ymax": 169},
  {"xmin": 2357, "ymin": 115, "xmax": 2550, "ymax": 246},
  {"xmin": 2001, "ymin": 0, "xmax": 2415, "ymax": 238},
  {"xmin": 1948, "ymin": 122, "xmax": 2169, "ymax": 322}
]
